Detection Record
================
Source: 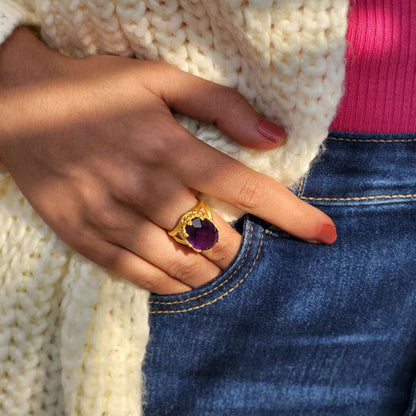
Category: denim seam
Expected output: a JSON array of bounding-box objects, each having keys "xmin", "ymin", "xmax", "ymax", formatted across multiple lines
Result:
[
  {"xmin": 150, "ymin": 229, "xmax": 264, "ymax": 314},
  {"xmin": 149, "ymin": 222, "xmax": 254, "ymax": 306},
  {"xmin": 328, "ymin": 136, "xmax": 416, "ymax": 143},
  {"xmin": 301, "ymin": 193, "xmax": 416, "ymax": 202},
  {"xmin": 297, "ymin": 176, "xmax": 306, "ymax": 198}
]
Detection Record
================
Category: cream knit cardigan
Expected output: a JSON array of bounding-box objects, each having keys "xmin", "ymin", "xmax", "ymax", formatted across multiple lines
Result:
[{"xmin": 0, "ymin": 1, "xmax": 349, "ymax": 415}]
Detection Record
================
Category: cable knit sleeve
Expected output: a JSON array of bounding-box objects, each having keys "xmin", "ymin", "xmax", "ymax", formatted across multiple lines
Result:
[{"xmin": 0, "ymin": 0, "xmax": 39, "ymax": 45}]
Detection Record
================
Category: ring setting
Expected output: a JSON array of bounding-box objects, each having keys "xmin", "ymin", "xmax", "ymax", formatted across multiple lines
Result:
[{"xmin": 168, "ymin": 200, "xmax": 219, "ymax": 253}]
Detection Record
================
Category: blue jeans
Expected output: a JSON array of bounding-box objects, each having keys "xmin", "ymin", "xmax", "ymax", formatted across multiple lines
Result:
[{"xmin": 142, "ymin": 131, "xmax": 416, "ymax": 415}]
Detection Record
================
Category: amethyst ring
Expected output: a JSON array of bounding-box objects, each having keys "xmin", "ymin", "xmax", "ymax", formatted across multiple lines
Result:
[{"xmin": 168, "ymin": 200, "xmax": 219, "ymax": 253}]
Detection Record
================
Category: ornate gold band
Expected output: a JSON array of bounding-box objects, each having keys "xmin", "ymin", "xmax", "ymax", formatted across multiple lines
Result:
[{"xmin": 168, "ymin": 200, "xmax": 219, "ymax": 253}]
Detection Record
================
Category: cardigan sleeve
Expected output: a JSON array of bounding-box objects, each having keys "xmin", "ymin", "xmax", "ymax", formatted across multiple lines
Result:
[{"xmin": 0, "ymin": 0, "xmax": 39, "ymax": 45}]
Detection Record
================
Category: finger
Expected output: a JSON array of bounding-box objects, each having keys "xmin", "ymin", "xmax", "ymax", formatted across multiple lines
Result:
[
  {"xmin": 102, "ymin": 208, "xmax": 224, "ymax": 288},
  {"xmin": 84, "ymin": 239, "xmax": 192, "ymax": 295},
  {"xmin": 111, "ymin": 178, "xmax": 243, "ymax": 271},
  {"xmin": 113, "ymin": 175, "xmax": 243, "ymax": 269},
  {"xmin": 172, "ymin": 130, "xmax": 337, "ymax": 244},
  {"xmin": 142, "ymin": 61, "xmax": 286, "ymax": 150},
  {"xmin": 110, "ymin": 169, "xmax": 199, "ymax": 231},
  {"xmin": 103, "ymin": 200, "xmax": 244, "ymax": 282}
]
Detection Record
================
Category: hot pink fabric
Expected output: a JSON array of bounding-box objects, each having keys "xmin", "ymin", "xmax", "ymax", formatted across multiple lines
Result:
[{"xmin": 330, "ymin": 0, "xmax": 416, "ymax": 133}]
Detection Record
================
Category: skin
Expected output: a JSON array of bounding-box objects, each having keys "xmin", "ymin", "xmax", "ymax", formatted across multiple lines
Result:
[{"xmin": 0, "ymin": 27, "xmax": 337, "ymax": 295}]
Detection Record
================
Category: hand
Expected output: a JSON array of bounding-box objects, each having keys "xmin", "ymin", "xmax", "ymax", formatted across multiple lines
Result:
[{"xmin": 0, "ymin": 27, "xmax": 336, "ymax": 294}]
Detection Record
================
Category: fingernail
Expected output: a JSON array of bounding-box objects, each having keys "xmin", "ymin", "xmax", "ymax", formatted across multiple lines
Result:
[
  {"xmin": 257, "ymin": 118, "xmax": 286, "ymax": 143},
  {"xmin": 316, "ymin": 223, "xmax": 337, "ymax": 244}
]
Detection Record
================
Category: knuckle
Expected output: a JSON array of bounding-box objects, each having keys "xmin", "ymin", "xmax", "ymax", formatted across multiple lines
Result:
[
  {"xmin": 144, "ymin": 59, "xmax": 176, "ymax": 75},
  {"xmin": 136, "ymin": 274, "xmax": 159, "ymax": 292},
  {"xmin": 167, "ymin": 256, "xmax": 201, "ymax": 283},
  {"xmin": 95, "ymin": 208, "xmax": 118, "ymax": 230},
  {"xmin": 222, "ymin": 87, "xmax": 247, "ymax": 114},
  {"xmin": 67, "ymin": 230, "xmax": 112, "ymax": 267},
  {"xmin": 136, "ymin": 132, "xmax": 176, "ymax": 168},
  {"xmin": 141, "ymin": 135, "xmax": 166, "ymax": 163},
  {"xmin": 236, "ymin": 176, "xmax": 266, "ymax": 211},
  {"xmin": 206, "ymin": 240, "xmax": 229, "ymax": 264},
  {"xmin": 66, "ymin": 232, "xmax": 91, "ymax": 257},
  {"xmin": 87, "ymin": 199, "xmax": 120, "ymax": 231},
  {"xmin": 60, "ymin": 217, "xmax": 92, "ymax": 249},
  {"xmin": 140, "ymin": 60, "xmax": 184, "ymax": 100},
  {"xmin": 111, "ymin": 174, "xmax": 143, "ymax": 206},
  {"xmin": 111, "ymin": 178, "xmax": 135, "ymax": 204},
  {"xmin": 94, "ymin": 249, "xmax": 120, "ymax": 270}
]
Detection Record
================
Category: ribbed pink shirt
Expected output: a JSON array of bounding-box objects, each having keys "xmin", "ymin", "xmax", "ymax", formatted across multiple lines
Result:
[{"xmin": 330, "ymin": 0, "xmax": 416, "ymax": 133}]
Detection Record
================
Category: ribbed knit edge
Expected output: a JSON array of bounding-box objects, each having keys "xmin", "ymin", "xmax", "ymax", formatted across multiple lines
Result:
[
  {"xmin": 330, "ymin": 0, "xmax": 416, "ymax": 133},
  {"xmin": 0, "ymin": 0, "xmax": 39, "ymax": 45}
]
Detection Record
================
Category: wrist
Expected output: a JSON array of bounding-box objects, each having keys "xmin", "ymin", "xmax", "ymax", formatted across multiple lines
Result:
[
  {"xmin": 0, "ymin": 26, "xmax": 66, "ymax": 160},
  {"xmin": 0, "ymin": 26, "xmax": 54, "ymax": 85}
]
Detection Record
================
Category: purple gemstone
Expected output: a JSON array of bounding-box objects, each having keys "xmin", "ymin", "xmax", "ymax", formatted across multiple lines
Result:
[{"xmin": 185, "ymin": 218, "xmax": 218, "ymax": 251}]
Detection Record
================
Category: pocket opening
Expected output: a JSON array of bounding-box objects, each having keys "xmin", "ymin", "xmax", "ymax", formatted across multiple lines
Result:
[{"xmin": 149, "ymin": 214, "xmax": 264, "ymax": 313}]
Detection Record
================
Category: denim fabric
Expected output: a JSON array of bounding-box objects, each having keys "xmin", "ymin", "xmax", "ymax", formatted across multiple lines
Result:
[{"xmin": 142, "ymin": 131, "xmax": 416, "ymax": 416}]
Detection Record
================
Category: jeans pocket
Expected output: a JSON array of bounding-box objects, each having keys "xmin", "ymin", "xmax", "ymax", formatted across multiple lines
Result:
[{"xmin": 148, "ymin": 213, "xmax": 265, "ymax": 314}]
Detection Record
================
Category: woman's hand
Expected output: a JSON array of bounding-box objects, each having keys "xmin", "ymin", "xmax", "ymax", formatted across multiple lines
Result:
[{"xmin": 0, "ymin": 27, "xmax": 336, "ymax": 294}]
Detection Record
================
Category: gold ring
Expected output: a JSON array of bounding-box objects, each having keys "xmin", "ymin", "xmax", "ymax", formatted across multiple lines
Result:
[{"xmin": 168, "ymin": 200, "xmax": 219, "ymax": 253}]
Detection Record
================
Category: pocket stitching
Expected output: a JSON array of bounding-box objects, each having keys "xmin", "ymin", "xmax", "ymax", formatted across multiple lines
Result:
[
  {"xmin": 149, "ymin": 221, "xmax": 254, "ymax": 306},
  {"xmin": 328, "ymin": 136, "xmax": 416, "ymax": 143},
  {"xmin": 150, "ymin": 228, "xmax": 264, "ymax": 314},
  {"xmin": 301, "ymin": 193, "xmax": 416, "ymax": 202},
  {"xmin": 296, "ymin": 175, "xmax": 306, "ymax": 198}
]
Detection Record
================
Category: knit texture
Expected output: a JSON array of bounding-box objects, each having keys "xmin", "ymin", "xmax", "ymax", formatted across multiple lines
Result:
[
  {"xmin": 0, "ymin": 0, "xmax": 38, "ymax": 44},
  {"xmin": 0, "ymin": 1, "xmax": 348, "ymax": 415}
]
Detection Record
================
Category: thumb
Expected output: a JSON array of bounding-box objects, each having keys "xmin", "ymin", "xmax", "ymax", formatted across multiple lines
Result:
[{"xmin": 145, "ymin": 62, "xmax": 286, "ymax": 150}]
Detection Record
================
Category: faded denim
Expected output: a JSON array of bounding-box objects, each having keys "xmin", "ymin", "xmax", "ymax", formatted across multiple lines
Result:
[{"xmin": 143, "ymin": 131, "xmax": 416, "ymax": 415}]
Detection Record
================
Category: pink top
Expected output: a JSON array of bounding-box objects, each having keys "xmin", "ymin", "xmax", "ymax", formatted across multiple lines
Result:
[{"xmin": 329, "ymin": 0, "xmax": 416, "ymax": 133}]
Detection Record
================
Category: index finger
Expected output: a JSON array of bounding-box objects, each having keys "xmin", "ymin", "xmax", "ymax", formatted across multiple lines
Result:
[{"xmin": 171, "ymin": 131, "xmax": 337, "ymax": 244}]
